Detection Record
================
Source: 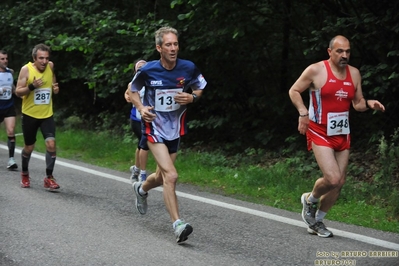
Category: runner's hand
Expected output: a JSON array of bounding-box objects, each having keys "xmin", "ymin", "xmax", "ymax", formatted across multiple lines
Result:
[
  {"xmin": 140, "ymin": 106, "xmax": 156, "ymax": 122},
  {"xmin": 174, "ymin": 92, "xmax": 192, "ymax": 105}
]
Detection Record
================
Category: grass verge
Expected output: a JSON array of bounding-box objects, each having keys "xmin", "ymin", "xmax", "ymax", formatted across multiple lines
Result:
[{"xmin": 1, "ymin": 118, "xmax": 398, "ymax": 233}]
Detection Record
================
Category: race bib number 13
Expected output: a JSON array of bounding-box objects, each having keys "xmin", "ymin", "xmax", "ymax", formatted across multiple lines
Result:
[
  {"xmin": 327, "ymin": 111, "xmax": 350, "ymax": 136},
  {"xmin": 154, "ymin": 88, "xmax": 182, "ymax": 112}
]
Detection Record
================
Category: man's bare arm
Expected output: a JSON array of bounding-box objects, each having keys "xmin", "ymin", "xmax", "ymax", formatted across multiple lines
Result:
[{"xmin": 15, "ymin": 66, "xmax": 30, "ymax": 97}]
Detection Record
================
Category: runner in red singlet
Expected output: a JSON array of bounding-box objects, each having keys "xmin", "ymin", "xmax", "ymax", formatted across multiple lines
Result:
[
  {"xmin": 306, "ymin": 60, "xmax": 355, "ymax": 152},
  {"xmin": 288, "ymin": 35, "xmax": 385, "ymax": 237}
]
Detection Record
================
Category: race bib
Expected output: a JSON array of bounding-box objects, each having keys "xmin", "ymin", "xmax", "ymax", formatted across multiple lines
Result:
[
  {"xmin": 327, "ymin": 111, "xmax": 350, "ymax": 136},
  {"xmin": 154, "ymin": 88, "xmax": 182, "ymax": 112},
  {"xmin": 0, "ymin": 86, "xmax": 12, "ymax": 100},
  {"xmin": 34, "ymin": 88, "xmax": 51, "ymax": 105}
]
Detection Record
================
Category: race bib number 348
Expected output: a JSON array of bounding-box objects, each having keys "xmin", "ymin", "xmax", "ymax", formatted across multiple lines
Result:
[{"xmin": 327, "ymin": 111, "xmax": 350, "ymax": 136}]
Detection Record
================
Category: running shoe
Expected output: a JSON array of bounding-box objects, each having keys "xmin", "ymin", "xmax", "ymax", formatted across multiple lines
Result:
[
  {"xmin": 301, "ymin": 192, "xmax": 317, "ymax": 226},
  {"xmin": 132, "ymin": 181, "xmax": 147, "ymax": 214},
  {"xmin": 44, "ymin": 176, "xmax": 60, "ymax": 190},
  {"xmin": 129, "ymin": 166, "xmax": 139, "ymax": 183},
  {"xmin": 7, "ymin": 157, "xmax": 18, "ymax": 170},
  {"xmin": 21, "ymin": 173, "xmax": 30, "ymax": 188},
  {"xmin": 174, "ymin": 220, "xmax": 193, "ymax": 244},
  {"xmin": 308, "ymin": 221, "xmax": 333, "ymax": 237}
]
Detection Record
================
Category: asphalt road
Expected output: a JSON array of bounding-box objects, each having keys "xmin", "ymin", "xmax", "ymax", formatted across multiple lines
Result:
[{"xmin": 0, "ymin": 144, "xmax": 398, "ymax": 266}]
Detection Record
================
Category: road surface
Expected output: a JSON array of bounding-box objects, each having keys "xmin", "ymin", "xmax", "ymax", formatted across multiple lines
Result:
[{"xmin": 0, "ymin": 145, "xmax": 398, "ymax": 266}]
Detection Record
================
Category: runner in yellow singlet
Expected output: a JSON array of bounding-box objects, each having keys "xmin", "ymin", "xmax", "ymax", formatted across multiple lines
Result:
[{"xmin": 15, "ymin": 43, "xmax": 60, "ymax": 190}]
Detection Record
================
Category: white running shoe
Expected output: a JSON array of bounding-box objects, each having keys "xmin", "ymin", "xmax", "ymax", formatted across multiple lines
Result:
[
  {"xmin": 129, "ymin": 166, "xmax": 139, "ymax": 183},
  {"xmin": 132, "ymin": 181, "xmax": 147, "ymax": 214},
  {"xmin": 7, "ymin": 157, "xmax": 18, "ymax": 170},
  {"xmin": 307, "ymin": 221, "xmax": 333, "ymax": 238},
  {"xmin": 174, "ymin": 220, "xmax": 193, "ymax": 244},
  {"xmin": 301, "ymin": 192, "xmax": 317, "ymax": 226}
]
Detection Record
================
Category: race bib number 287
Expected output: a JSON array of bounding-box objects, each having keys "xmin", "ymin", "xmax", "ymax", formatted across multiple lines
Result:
[{"xmin": 34, "ymin": 88, "xmax": 51, "ymax": 105}]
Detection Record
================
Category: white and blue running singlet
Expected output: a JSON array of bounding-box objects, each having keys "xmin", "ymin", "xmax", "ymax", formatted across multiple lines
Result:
[
  {"xmin": 130, "ymin": 87, "xmax": 145, "ymax": 122},
  {"xmin": 0, "ymin": 68, "xmax": 14, "ymax": 110},
  {"xmin": 130, "ymin": 59, "xmax": 207, "ymax": 141}
]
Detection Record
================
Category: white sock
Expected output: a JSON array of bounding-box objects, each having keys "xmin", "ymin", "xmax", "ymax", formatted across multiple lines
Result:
[
  {"xmin": 133, "ymin": 165, "xmax": 139, "ymax": 173},
  {"xmin": 316, "ymin": 210, "xmax": 327, "ymax": 222},
  {"xmin": 308, "ymin": 193, "xmax": 319, "ymax": 203},
  {"xmin": 140, "ymin": 170, "xmax": 146, "ymax": 175},
  {"xmin": 139, "ymin": 186, "xmax": 147, "ymax": 195},
  {"xmin": 173, "ymin": 219, "xmax": 181, "ymax": 229}
]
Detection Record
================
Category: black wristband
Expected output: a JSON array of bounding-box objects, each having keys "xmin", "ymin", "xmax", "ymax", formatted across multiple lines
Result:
[
  {"xmin": 192, "ymin": 93, "xmax": 198, "ymax": 103},
  {"xmin": 28, "ymin": 84, "xmax": 36, "ymax": 91},
  {"xmin": 365, "ymin": 99, "xmax": 370, "ymax": 109}
]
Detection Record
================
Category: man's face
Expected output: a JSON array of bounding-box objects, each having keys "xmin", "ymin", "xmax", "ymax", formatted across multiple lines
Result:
[
  {"xmin": 0, "ymin": 53, "xmax": 8, "ymax": 70},
  {"xmin": 157, "ymin": 32, "xmax": 179, "ymax": 64},
  {"xmin": 328, "ymin": 38, "xmax": 351, "ymax": 68},
  {"xmin": 33, "ymin": 50, "xmax": 50, "ymax": 72}
]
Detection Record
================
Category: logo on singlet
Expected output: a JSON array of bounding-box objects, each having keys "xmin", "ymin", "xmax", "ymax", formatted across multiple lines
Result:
[
  {"xmin": 198, "ymin": 75, "xmax": 205, "ymax": 85},
  {"xmin": 150, "ymin": 80, "xmax": 163, "ymax": 86},
  {"xmin": 176, "ymin": 77, "xmax": 185, "ymax": 88},
  {"xmin": 335, "ymin": 88, "xmax": 348, "ymax": 101},
  {"xmin": 343, "ymin": 82, "xmax": 352, "ymax": 86},
  {"xmin": 329, "ymin": 79, "xmax": 336, "ymax": 83}
]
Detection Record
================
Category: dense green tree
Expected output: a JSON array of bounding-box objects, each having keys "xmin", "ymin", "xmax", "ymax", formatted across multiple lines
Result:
[{"xmin": 0, "ymin": 0, "xmax": 398, "ymax": 153}]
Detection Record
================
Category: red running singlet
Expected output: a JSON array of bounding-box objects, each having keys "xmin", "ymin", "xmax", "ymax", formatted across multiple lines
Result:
[{"xmin": 306, "ymin": 60, "xmax": 355, "ymax": 151}]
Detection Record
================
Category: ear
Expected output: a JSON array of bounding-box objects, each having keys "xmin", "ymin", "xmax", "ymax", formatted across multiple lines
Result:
[{"xmin": 156, "ymin": 45, "xmax": 161, "ymax": 53}]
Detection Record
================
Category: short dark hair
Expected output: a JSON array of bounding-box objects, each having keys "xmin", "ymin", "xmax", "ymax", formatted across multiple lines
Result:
[{"xmin": 329, "ymin": 35, "xmax": 349, "ymax": 49}]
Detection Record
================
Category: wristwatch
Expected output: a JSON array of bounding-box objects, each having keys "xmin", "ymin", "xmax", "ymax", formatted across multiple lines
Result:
[{"xmin": 192, "ymin": 93, "xmax": 198, "ymax": 103}]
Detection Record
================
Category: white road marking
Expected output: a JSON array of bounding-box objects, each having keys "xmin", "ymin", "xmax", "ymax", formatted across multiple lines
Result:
[{"xmin": 3, "ymin": 144, "xmax": 398, "ymax": 251}]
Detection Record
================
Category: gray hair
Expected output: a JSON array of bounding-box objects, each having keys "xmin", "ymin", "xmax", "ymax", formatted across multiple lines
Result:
[{"xmin": 32, "ymin": 43, "xmax": 51, "ymax": 59}]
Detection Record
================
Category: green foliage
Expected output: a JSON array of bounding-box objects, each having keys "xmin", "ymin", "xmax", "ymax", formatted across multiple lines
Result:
[
  {"xmin": 340, "ymin": 128, "xmax": 399, "ymax": 222},
  {"xmin": 375, "ymin": 128, "xmax": 399, "ymax": 188},
  {"xmin": 63, "ymin": 115, "xmax": 85, "ymax": 130},
  {"xmin": 369, "ymin": 128, "xmax": 399, "ymax": 218},
  {"xmin": 1, "ymin": 0, "xmax": 399, "ymax": 154},
  {"xmin": 283, "ymin": 136, "xmax": 321, "ymax": 177}
]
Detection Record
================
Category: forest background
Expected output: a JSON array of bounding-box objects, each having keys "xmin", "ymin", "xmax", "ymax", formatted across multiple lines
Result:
[{"xmin": 0, "ymin": 0, "xmax": 398, "ymax": 226}]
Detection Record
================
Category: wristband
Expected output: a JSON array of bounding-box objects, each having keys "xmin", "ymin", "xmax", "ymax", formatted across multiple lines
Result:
[
  {"xmin": 365, "ymin": 99, "xmax": 370, "ymax": 109},
  {"xmin": 28, "ymin": 84, "xmax": 36, "ymax": 91},
  {"xmin": 192, "ymin": 93, "xmax": 198, "ymax": 103},
  {"xmin": 299, "ymin": 113, "xmax": 308, "ymax": 117}
]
